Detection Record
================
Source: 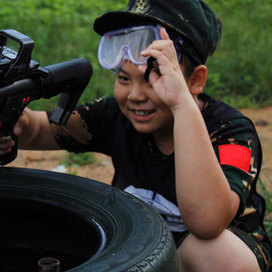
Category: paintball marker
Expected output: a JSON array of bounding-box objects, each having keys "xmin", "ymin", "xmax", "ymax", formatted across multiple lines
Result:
[{"xmin": 0, "ymin": 29, "xmax": 93, "ymax": 165}]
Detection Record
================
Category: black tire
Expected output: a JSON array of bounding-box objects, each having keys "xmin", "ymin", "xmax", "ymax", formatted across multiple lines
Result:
[{"xmin": 0, "ymin": 167, "xmax": 179, "ymax": 272}]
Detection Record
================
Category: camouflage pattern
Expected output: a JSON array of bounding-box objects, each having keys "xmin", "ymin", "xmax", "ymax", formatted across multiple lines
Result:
[
  {"xmin": 228, "ymin": 225, "xmax": 272, "ymax": 272},
  {"xmin": 49, "ymin": 94, "xmax": 272, "ymax": 270},
  {"xmin": 201, "ymin": 94, "xmax": 272, "ymax": 271},
  {"xmin": 212, "ymin": 117, "xmax": 272, "ymax": 270},
  {"xmin": 93, "ymin": 0, "xmax": 222, "ymax": 64}
]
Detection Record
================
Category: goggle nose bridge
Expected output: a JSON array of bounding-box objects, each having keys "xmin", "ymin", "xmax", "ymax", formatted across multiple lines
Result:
[
  {"xmin": 122, "ymin": 44, "xmax": 134, "ymax": 58},
  {"xmin": 117, "ymin": 44, "xmax": 146, "ymax": 66}
]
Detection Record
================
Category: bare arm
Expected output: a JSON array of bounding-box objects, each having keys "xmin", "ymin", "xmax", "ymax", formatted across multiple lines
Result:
[
  {"xmin": 15, "ymin": 108, "xmax": 60, "ymax": 150},
  {"xmin": 172, "ymin": 99, "xmax": 240, "ymax": 239},
  {"xmin": 17, "ymin": 105, "xmax": 94, "ymax": 150},
  {"xmin": 0, "ymin": 108, "xmax": 59, "ymax": 157}
]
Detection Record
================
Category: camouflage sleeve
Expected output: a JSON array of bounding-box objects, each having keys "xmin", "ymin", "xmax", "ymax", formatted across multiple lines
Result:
[
  {"xmin": 210, "ymin": 117, "xmax": 261, "ymax": 216},
  {"xmin": 48, "ymin": 96, "xmax": 118, "ymax": 155}
]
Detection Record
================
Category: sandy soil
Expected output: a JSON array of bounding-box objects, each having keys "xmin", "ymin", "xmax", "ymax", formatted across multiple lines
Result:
[
  {"xmin": 5, "ymin": 106, "xmax": 272, "ymax": 190},
  {"xmin": 240, "ymin": 107, "xmax": 272, "ymax": 192},
  {"xmin": 7, "ymin": 150, "xmax": 114, "ymax": 185}
]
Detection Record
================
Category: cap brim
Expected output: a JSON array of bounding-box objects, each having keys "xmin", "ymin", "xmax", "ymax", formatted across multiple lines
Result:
[{"xmin": 93, "ymin": 11, "xmax": 184, "ymax": 37}]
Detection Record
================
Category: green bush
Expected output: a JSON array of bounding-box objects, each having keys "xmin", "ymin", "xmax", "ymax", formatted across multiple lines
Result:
[
  {"xmin": 205, "ymin": 0, "xmax": 272, "ymax": 106},
  {"xmin": 1, "ymin": 0, "xmax": 271, "ymax": 108},
  {"xmin": 0, "ymin": 0, "xmax": 126, "ymax": 110}
]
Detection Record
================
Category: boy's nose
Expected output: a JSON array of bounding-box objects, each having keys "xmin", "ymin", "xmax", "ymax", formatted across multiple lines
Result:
[{"xmin": 127, "ymin": 84, "xmax": 148, "ymax": 102}]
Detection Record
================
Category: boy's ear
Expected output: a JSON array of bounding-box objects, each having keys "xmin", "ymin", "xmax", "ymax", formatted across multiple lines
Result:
[{"xmin": 188, "ymin": 65, "xmax": 208, "ymax": 95}]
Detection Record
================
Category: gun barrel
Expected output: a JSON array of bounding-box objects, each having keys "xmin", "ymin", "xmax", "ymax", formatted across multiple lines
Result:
[
  {"xmin": 0, "ymin": 58, "xmax": 92, "ymax": 99},
  {"xmin": 41, "ymin": 58, "xmax": 92, "ymax": 98}
]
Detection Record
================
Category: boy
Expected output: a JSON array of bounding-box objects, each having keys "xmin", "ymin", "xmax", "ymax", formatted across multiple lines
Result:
[{"xmin": 0, "ymin": 0, "xmax": 271, "ymax": 270}]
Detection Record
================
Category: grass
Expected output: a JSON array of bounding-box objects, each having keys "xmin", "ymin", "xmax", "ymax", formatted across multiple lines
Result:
[
  {"xmin": 258, "ymin": 172, "xmax": 272, "ymax": 235},
  {"xmin": 60, "ymin": 152, "xmax": 96, "ymax": 167}
]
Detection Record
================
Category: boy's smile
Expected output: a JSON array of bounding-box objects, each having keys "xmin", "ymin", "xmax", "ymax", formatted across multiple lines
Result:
[
  {"xmin": 131, "ymin": 108, "xmax": 155, "ymax": 120},
  {"xmin": 114, "ymin": 60, "xmax": 174, "ymax": 136}
]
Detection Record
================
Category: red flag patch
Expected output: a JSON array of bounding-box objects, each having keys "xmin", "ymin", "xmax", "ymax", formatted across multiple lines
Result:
[{"xmin": 219, "ymin": 144, "xmax": 251, "ymax": 172}]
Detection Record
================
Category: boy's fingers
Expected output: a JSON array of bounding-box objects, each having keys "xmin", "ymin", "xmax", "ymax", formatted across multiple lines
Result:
[
  {"xmin": 0, "ymin": 136, "xmax": 14, "ymax": 155},
  {"xmin": 0, "ymin": 148, "xmax": 11, "ymax": 156},
  {"xmin": 142, "ymin": 40, "xmax": 174, "ymax": 54},
  {"xmin": 0, "ymin": 136, "xmax": 12, "ymax": 143},
  {"xmin": 13, "ymin": 121, "xmax": 23, "ymax": 136},
  {"xmin": 13, "ymin": 110, "xmax": 30, "ymax": 136},
  {"xmin": 160, "ymin": 27, "xmax": 170, "ymax": 40},
  {"xmin": 13, "ymin": 125, "xmax": 22, "ymax": 136}
]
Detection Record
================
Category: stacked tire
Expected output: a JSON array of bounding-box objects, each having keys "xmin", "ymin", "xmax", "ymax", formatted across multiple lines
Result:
[{"xmin": 0, "ymin": 167, "xmax": 179, "ymax": 271}]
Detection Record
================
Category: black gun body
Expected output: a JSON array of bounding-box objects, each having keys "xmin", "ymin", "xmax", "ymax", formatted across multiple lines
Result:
[
  {"xmin": 0, "ymin": 58, "xmax": 92, "ymax": 136},
  {"xmin": 0, "ymin": 58, "xmax": 92, "ymax": 165},
  {"xmin": 0, "ymin": 29, "xmax": 93, "ymax": 165}
]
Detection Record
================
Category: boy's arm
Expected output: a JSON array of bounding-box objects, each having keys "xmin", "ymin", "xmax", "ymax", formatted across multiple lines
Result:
[
  {"xmin": 172, "ymin": 101, "xmax": 240, "ymax": 239},
  {"xmin": 5, "ymin": 96, "xmax": 114, "ymax": 156},
  {"xmin": 141, "ymin": 27, "xmax": 240, "ymax": 240},
  {"xmin": 2, "ymin": 105, "xmax": 93, "ymax": 152},
  {"xmin": 15, "ymin": 108, "xmax": 60, "ymax": 150}
]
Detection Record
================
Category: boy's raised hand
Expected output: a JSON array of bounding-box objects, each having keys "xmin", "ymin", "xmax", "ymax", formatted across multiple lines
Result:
[{"xmin": 139, "ymin": 28, "xmax": 192, "ymax": 111}]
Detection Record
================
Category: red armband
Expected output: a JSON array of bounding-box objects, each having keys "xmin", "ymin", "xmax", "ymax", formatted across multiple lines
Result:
[{"xmin": 219, "ymin": 144, "xmax": 252, "ymax": 172}]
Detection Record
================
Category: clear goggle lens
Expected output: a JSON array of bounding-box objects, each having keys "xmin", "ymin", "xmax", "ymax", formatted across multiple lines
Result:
[{"xmin": 98, "ymin": 25, "xmax": 161, "ymax": 71}]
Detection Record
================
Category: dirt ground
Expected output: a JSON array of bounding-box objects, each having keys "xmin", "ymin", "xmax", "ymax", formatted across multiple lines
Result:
[
  {"xmin": 5, "ymin": 106, "xmax": 272, "ymax": 190},
  {"xmin": 7, "ymin": 150, "xmax": 114, "ymax": 185}
]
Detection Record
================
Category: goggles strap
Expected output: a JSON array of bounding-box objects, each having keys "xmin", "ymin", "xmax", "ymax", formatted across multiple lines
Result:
[
  {"xmin": 144, "ymin": 57, "xmax": 161, "ymax": 82},
  {"xmin": 144, "ymin": 57, "xmax": 155, "ymax": 82}
]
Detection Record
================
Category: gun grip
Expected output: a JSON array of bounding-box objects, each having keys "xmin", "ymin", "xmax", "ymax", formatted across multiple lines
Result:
[{"xmin": 0, "ymin": 135, "xmax": 18, "ymax": 165}]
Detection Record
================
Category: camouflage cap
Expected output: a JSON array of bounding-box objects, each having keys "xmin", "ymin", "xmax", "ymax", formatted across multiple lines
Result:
[{"xmin": 93, "ymin": 0, "xmax": 222, "ymax": 64}]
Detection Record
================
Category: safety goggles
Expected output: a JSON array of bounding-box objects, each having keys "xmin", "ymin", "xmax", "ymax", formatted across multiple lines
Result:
[{"xmin": 98, "ymin": 25, "xmax": 161, "ymax": 71}]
